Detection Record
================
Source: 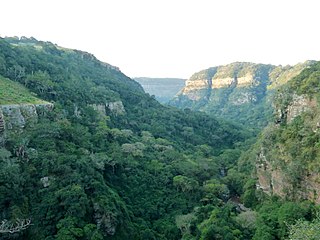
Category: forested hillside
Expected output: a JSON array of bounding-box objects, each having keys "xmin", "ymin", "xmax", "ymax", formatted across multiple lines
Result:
[
  {"xmin": 0, "ymin": 37, "xmax": 319, "ymax": 240},
  {"xmin": 0, "ymin": 37, "xmax": 254, "ymax": 240}
]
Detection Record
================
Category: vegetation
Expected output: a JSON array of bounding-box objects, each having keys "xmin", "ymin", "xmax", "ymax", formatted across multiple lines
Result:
[
  {"xmin": 0, "ymin": 76, "xmax": 46, "ymax": 104},
  {"xmin": 0, "ymin": 36, "xmax": 319, "ymax": 240},
  {"xmin": 287, "ymin": 213, "xmax": 320, "ymax": 240},
  {"xmin": 0, "ymin": 37, "xmax": 253, "ymax": 239},
  {"xmin": 170, "ymin": 62, "xmax": 314, "ymax": 130}
]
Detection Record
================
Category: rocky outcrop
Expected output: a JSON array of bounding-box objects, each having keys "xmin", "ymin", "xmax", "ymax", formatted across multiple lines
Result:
[
  {"xmin": 171, "ymin": 61, "xmax": 314, "ymax": 127},
  {"xmin": 90, "ymin": 104, "xmax": 107, "ymax": 116},
  {"xmin": 184, "ymin": 79, "xmax": 212, "ymax": 92},
  {"xmin": 211, "ymin": 74, "xmax": 254, "ymax": 89},
  {"xmin": 274, "ymin": 93, "xmax": 317, "ymax": 124},
  {"xmin": 175, "ymin": 62, "xmax": 312, "ymax": 102},
  {"xmin": 94, "ymin": 203, "xmax": 118, "ymax": 236},
  {"xmin": 256, "ymin": 73, "xmax": 320, "ymax": 203},
  {"xmin": 180, "ymin": 63, "xmax": 258, "ymax": 95},
  {"xmin": 256, "ymin": 146, "xmax": 320, "ymax": 203},
  {"xmin": 106, "ymin": 101, "xmax": 125, "ymax": 116},
  {"xmin": 286, "ymin": 94, "xmax": 316, "ymax": 123},
  {"xmin": 0, "ymin": 103, "xmax": 53, "ymax": 145},
  {"xmin": 256, "ymin": 148, "xmax": 290, "ymax": 198},
  {"xmin": 0, "ymin": 111, "xmax": 5, "ymax": 145},
  {"xmin": 0, "ymin": 103, "xmax": 53, "ymax": 129}
]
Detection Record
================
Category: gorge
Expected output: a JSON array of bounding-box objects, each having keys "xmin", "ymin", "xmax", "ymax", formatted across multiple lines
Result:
[{"xmin": 0, "ymin": 36, "xmax": 319, "ymax": 240}]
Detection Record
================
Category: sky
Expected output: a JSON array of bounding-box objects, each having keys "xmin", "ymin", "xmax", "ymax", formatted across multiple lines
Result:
[{"xmin": 1, "ymin": 0, "xmax": 320, "ymax": 79}]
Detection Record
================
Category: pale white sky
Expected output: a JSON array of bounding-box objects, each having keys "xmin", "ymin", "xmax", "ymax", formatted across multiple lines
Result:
[{"xmin": 1, "ymin": 0, "xmax": 320, "ymax": 78}]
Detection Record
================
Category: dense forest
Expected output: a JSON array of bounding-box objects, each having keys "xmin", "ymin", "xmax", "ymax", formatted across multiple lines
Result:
[{"xmin": 0, "ymin": 37, "xmax": 319, "ymax": 240}]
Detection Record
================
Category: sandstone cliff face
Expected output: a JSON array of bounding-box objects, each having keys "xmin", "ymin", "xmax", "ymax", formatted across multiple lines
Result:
[
  {"xmin": 180, "ymin": 63, "xmax": 259, "ymax": 95},
  {"xmin": 256, "ymin": 90, "xmax": 320, "ymax": 203},
  {"xmin": 286, "ymin": 95, "xmax": 316, "ymax": 123},
  {"xmin": 89, "ymin": 101, "xmax": 126, "ymax": 116},
  {"xmin": 171, "ymin": 61, "xmax": 314, "ymax": 127},
  {"xmin": 256, "ymin": 145, "xmax": 320, "ymax": 204},
  {"xmin": 176, "ymin": 62, "xmax": 312, "ymax": 100},
  {"xmin": 256, "ymin": 148, "xmax": 288, "ymax": 198},
  {"xmin": 0, "ymin": 103, "xmax": 53, "ymax": 145}
]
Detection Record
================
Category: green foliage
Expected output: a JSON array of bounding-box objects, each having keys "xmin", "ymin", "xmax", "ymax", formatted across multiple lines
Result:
[
  {"xmin": 287, "ymin": 213, "xmax": 320, "ymax": 240},
  {"xmin": 242, "ymin": 179, "xmax": 259, "ymax": 208},
  {"xmin": 0, "ymin": 37, "xmax": 254, "ymax": 239},
  {"xmin": 171, "ymin": 63, "xmax": 276, "ymax": 129},
  {"xmin": 1, "ymin": 37, "xmax": 318, "ymax": 240},
  {"xmin": 0, "ymin": 75, "xmax": 46, "ymax": 104},
  {"xmin": 253, "ymin": 200, "xmax": 314, "ymax": 240},
  {"xmin": 288, "ymin": 62, "xmax": 320, "ymax": 96}
]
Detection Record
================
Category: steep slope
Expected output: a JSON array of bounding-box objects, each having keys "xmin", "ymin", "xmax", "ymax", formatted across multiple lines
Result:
[
  {"xmin": 171, "ymin": 61, "xmax": 315, "ymax": 128},
  {"xmin": 134, "ymin": 77, "xmax": 186, "ymax": 103},
  {"xmin": 0, "ymin": 37, "xmax": 253, "ymax": 240},
  {"xmin": 0, "ymin": 76, "xmax": 52, "ymax": 145},
  {"xmin": 244, "ymin": 62, "xmax": 320, "ymax": 202},
  {"xmin": 0, "ymin": 76, "xmax": 48, "ymax": 105}
]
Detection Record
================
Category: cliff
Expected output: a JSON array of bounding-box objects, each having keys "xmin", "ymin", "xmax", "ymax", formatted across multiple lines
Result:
[
  {"xmin": 171, "ymin": 61, "xmax": 315, "ymax": 128},
  {"xmin": 0, "ymin": 103, "xmax": 53, "ymax": 145},
  {"xmin": 252, "ymin": 62, "xmax": 320, "ymax": 203}
]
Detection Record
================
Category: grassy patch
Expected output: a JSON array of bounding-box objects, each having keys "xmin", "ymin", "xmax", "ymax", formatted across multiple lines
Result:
[{"xmin": 0, "ymin": 76, "xmax": 48, "ymax": 105}]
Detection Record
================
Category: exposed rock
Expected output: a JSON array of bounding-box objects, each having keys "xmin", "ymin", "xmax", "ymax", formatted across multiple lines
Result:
[
  {"xmin": 171, "ymin": 61, "xmax": 314, "ymax": 127},
  {"xmin": 93, "ymin": 203, "xmax": 117, "ymax": 236},
  {"xmin": 231, "ymin": 92, "xmax": 257, "ymax": 105},
  {"xmin": 256, "ymin": 92, "xmax": 320, "ymax": 203},
  {"xmin": 184, "ymin": 79, "xmax": 211, "ymax": 92},
  {"xmin": 256, "ymin": 148, "xmax": 293, "ymax": 198},
  {"xmin": 90, "ymin": 104, "xmax": 106, "ymax": 116},
  {"xmin": 211, "ymin": 77, "xmax": 234, "ymax": 89},
  {"xmin": 257, "ymin": 149, "xmax": 320, "ymax": 203},
  {"xmin": 74, "ymin": 105, "xmax": 81, "ymax": 118},
  {"xmin": 0, "ymin": 110, "xmax": 5, "ymax": 132},
  {"xmin": 211, "ymin": 74, "xmax": 254, "ymax": 89},
  {"xmin": 0, "ymin": 103, "xmax": 53, "ymax": 145},
  {"xmin": 74, "ymin": 49, "xmax": 121, "ymax": 72},
  {"xmin": 0, "ymin": 103, "xmax": 53, "ymax": 129},
  {"xmin": 106, "ymin": 101, "xmax": 125, "ymax": 116},
  {"xmin": 40, "ymin": 176, "xmax": 50, "ymax": 188},
  {"xmin": 256, "ymin": 148, "xmax": 273, "ymax": 194},
  {"xmin": 1, "ymin": 105, "xmax": 27, "ymax": 129},
  {"xmin": 301, "ymin": 174, "xmax": 320, "ymax": 203},
  {"xmin": 0, "ymin": 110, "xmax": 5, "ymax": 145},
  {"xmin": 286, "ymin": 94, "xmax": 316, "ymax": 123}
]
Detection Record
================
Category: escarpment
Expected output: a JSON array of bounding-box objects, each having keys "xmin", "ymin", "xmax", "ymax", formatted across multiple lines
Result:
[
  {"xmin": 253, "ymin": 62, "xmax": 320, "ymax": 203},
  {"xmin": 171, "ymin": 61, "xmax": 314, "ymax": 128}
]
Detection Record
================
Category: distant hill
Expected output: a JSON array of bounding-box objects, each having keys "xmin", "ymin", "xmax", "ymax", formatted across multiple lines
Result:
[
  {"xmin": 134, "ymin": 77, "xmax": 186, "ymax": 103},
  {"xmin": 170, "ymin": 61, "xmax": 315, "ymax": 129}
]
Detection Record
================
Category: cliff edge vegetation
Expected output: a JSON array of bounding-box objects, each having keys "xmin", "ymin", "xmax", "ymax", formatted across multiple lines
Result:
[
  {"xmin": 0, "ymin": 76, "xmax": 47, "ymax": 105},
  {"xmin": 171, "ymin": 61, "xmax": 315, "ymax": 129}
]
